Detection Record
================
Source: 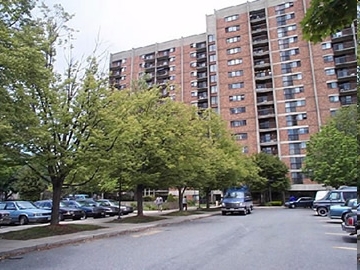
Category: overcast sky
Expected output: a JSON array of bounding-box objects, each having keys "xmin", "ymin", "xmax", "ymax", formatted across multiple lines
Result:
[{"xmin": 41, "ymin": 0, "xmax": 247, "ymax": 71}]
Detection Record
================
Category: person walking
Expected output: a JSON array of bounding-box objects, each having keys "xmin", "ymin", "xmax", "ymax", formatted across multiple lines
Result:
[
  {"xmin": 155, "ymin": 196, "xmax": 163, "ymax": 212},
  {"xmin": 182, "ymin": 196, "xmax": 188, "ymax": 211}
]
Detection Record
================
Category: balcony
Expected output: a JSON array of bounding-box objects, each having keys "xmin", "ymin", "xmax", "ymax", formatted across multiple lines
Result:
[
  {"xmin": 253, "ymin": 47, "xmax": 269, "ymax": 56},
  {"xmin": 256, "ymin": 83, "xmax": 273, "ymax": 93},
  {"xmin": 331, "ymin": 28, "xmax": 354, "ymax": 41},
  {"xmin": 261, "ymin": 146, "xmax": 278, "ymax": 155},
  {"xmin": 334, "ymin": 55, "xmax": 357, "ymax": 67},
  {"xmin": 144, "ymin": 54, "xmax": 155, "ymax": 61},
  {"xmin": 250, "ymin": 14, "xmax": 266, "ymax": 23},
  {"xmin": 332, "ymin": 41, "xmax": 356, "ymax": 53},
  {"xmin": 144, "ymin": 63, "xmax": 155, "ymax": 70},
  {"xmin": 255, "ymin": 70, "xmax": 272, "ymax": 80},
  {"xmin": 198, "ymin": 94, "xmax": 208, "ymax": 100},
  {"xmin": 197, "ymin": 62, "xmax": 207, "ymax": 70},
  {"xmin": 258, "ymin": 107, "xmax": 275, "ymax": 118},
  {"xmin": 254, "ymin": 59, "xmax": 271, "ymax": 69},
  {"xmin": 157, "ymin": 61, "xmax": 169, "ymax": 67},
  {"xmin": 157, "ymin": 51, "xmax": 169, "ymax": 59},
  {"xmin": 336, "ymin": 69, "xmax": 357, "ymax": 80},
  {"xmin": 156, "ymin": 70, "xmax": 169, "ymax": 78},
  {"xmin": 259, "ymin": 121, "xmax": 277, "ymax": 130},
  {"xmin": 252, "ymin": 38, "xmax": 268, "ymax": 46},
  {"xmin": 251, "ymin": 25, "xmax": 267, "ymax": 34},
  {"xmin": 257, "ymin": 96, "xmax": 274, "ymax": 103},
  {"xmin": 339, "ymin": 82, "xmax": 357, "ymax": 93}
]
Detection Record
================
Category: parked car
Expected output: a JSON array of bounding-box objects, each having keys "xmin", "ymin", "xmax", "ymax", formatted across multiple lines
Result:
[
  {"xmin": 328, "ymin": 198, "xmax": 358, "ymax": 220},
  {"xmin": 284, "ymin": 197, "xmax": 314, "ymax": 208},
  {"xmin": 341, "ymin": 205, "xmax": 359, "ymax": 235},
  {"xmin": 312, "ymin": 187, "xmax": 357, "ymax": 217},
  {"xmin": 0, "ymin": 201, "xmax": 51, "ymax": 225},
  {"xmin": 35, "ymin": 200, "xmax": 85, "ymax": 221},
  {"xmin": 96, "ymin": 199, "xmax": 134, "ymax": 216},
  {"xmin": 0, "ymin": 210, "xmax": 11, "ymax": 225},
  {"xmin": 62, "ymin": 200, "xmax": 106, "ymax": 218}
]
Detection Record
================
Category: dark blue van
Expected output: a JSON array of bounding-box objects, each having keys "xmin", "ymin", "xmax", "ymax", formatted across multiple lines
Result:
[{"xmin": 221, "ymin": 187, "xmax": 253, "ymax": 215}]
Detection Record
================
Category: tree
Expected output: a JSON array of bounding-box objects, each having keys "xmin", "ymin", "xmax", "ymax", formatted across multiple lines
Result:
[
  {"xmin": 301, "ymin": 0, "xmax": 356, "ymax": 42},
  {"xmin": 251, "ymin": 152, "xmax": 290, "ymax": 202},
  {"xmin": 0, "ymin": 3, "xmax": 112, "ymax": 225},
  {"xmin": 303, "ymin": 120, "xmax": 358, "ymax": 189}
]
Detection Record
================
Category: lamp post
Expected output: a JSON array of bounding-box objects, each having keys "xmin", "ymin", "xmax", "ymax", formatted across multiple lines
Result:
[{"xmin": 117, "ymin": 177, "xmax": 123, "ymax": 220}]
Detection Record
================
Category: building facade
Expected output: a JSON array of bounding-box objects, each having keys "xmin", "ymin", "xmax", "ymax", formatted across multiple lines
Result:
[{"xmin": 109, "ymin": 0, "xmax": 357, "ymax": 190}]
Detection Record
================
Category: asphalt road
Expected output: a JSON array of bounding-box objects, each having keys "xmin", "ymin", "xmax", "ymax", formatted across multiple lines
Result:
[{"xmin": 0, "ymin": 208, "xmax": 357, "ymax": 270}]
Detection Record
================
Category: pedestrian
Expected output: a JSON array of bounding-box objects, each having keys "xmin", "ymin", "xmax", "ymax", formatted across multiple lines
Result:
[
  {"xmin": 155, "ymin": 196, "xmax": 163, "ymax": 211},
  {"xmin": 182, "ymin": 196, "xmax": 188, "ymax": 211}
]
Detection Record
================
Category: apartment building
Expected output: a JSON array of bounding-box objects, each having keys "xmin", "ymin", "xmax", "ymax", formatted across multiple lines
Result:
[{"xmin": 109, "ymin": 0, "xmax": 357, "ymax": 191}]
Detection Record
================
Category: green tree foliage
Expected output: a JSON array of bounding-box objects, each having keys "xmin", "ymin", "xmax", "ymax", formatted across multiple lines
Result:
[
  {"xmin": 303, "ymin": 107, "xmax": 358, "ymax": 188},
  {"xmin": 251, "ymin": 152, "xmax": 290, "ymax": 192},
  {"xmin": 301, "ymin": 0, "xmax": 356, "ymax": 42},
  {"xmin": 0, "ymin": 3, "xmax": 111, "ymax": 224}
]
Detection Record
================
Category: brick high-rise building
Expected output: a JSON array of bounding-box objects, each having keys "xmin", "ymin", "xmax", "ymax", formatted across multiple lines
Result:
[{"xmin": 109, "ymin": 0, "xmax": 357, "ymax": 191}]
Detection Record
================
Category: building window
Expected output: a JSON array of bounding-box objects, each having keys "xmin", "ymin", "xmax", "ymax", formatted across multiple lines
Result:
[
  {"xmin": 327, "ymin": 82, "xmax": 337, "ymax": 89},
  {"xmin": 191, "ymin": 81, "xmax": 197, "ymax": 87},
  {"xmin": 228, "ymin": 82, "xmax": 244, "ymax": 89},
  {"xmin": 277, "ymin": 24, "xmax": 297, "ymax": 37},
  {"xmin": 209, "ymin": 65, "xmax": 217, "ymax": 72},
  {"xmin": 190, "ymin": 61, "xmax": 197, "ymax": 67},
  {"xmin": 210, "ymin": 96, "xmax": 218, "ymax": 105},
  {"xmin": 225, "ymin": 25, "xmax": 240, "ymax": 33},
  {"xmin": 280, "ymin": 48, "xmax": 300, "ymax": 61},
  {"xmin": 290, "ymin": 157, "xmax": 304, "ymax": 169},
  {"xmin": 276, "ymin": 13, "xmax": 295, "ymax": 26},
  {"xmin": 283, "ymin": 86, "xmax": 304, "ymax": 99},
  {"xmin": 209, "ymin": 44, "xmax": 216, "ymax": 52},
  {"xmin": 242, "ymin": 146, "xmax": 249, "ymax": 153},
  {"xmin": 169, "ymin": 75, "xmax": 175, "ymax": 80},
  {"xmin": 229, "ymin": 94, "xmax": 245, "ymax": 101},
  {"xmin": 230, "ymin": 120, "xmax": 247, "ymax": 127},
  {"xmin": 281, "ymin": 61, "xmax": 301, "ymax": 74},
  {"xmin": 210, "ymin": 75, "xmax": 217, "ymax": 83},
  {"xmin": 321, "ymin": 42, "xmax": 331, "ymax": 49},
  {"xmin": 226, "ymin": 36, "xmax": 241, "ymax": 43},
  {"xmin": 210, "ymin": 85, "xmax": 218, "ymax": 93},
  {"xmin": 209, "ymin": 54, "xmax": 217, "ymax": 62},
  {"xmin": 225, "ymin": 14, "xmax": 239, "ymax": 22},
  {"xmin": 230, "ymin": 107, "xmax": 246, "ymax": 114},
  {"xmin": 191, "ymin": 91, "xmax": 197, "ymax": 97},
  {"xmin": 325, "ymin": 68, "xmax": 335, "ymax": 75},
  {"xmin": 323, "ymin": 55, "xmax": 334, "ymax": 63},
  {"xmin": 228, "ymin": 70, "xmax": 243, "ymax": 77},
  {"xmin": 285, "ymin": 100, "xmax": 306, "ymax": 112},
  {"xmin": 278, "ymin": 36, "xmax": 298, "ymax": 49},
  {"xmin": 286, "ymin": 113, "xmax": 307, "ymax": 126},
  {"xmin": 227, "ymin": 58, "xmax": 242, "ymax": 65},
  {"xmin": 208, "ymin": 35, "xmax": 215, "ymax": 42},
  {"xmin": 330, "ymin": 109, "xmax": 338, "ymax": 116},
  {"xmin": 329, "ymin": 95, "xmax": 339, "ymax": 102},
  {"xmin": 227, "ymin": 47, "xmax": 241, "ymax": 55},
  {"xmin": 275, "ymin": 2, "xmax": 294, "ymax": 15},
  {"xmin": 282, "ymin": 73, "xmax": 302, "ymax": 87},
  {"xmin": 234, "ymin": 133, "xmax": 248, "ymax": 140}
]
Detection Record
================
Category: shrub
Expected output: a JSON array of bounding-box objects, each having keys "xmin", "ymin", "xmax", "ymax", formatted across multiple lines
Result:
[
  {"xmin": 166, "ymin": 194, "xmax": 177, "ymax": 202},
  {"xmin": 265, "ymin": 201, "xmax": 283, "ymax": 206},
  {"xmin": 143, "ymin": 195, "xmax": 155, "ymax": 202}
]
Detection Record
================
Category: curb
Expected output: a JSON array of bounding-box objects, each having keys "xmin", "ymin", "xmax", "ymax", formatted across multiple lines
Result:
[{"xmin": 0, "ymin": 213, "xmax": 215, "ymax": 260}]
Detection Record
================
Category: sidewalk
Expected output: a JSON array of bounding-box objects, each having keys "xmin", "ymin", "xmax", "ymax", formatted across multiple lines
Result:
[{"xmin": 0, "ymin": 207, "xmax": 217, "ymax": 259}]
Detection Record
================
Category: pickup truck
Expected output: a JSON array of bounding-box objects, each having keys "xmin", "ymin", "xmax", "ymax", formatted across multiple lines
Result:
[{"xmin": 341, "ymin": 205, "xmax": 359, "ymax": 235}]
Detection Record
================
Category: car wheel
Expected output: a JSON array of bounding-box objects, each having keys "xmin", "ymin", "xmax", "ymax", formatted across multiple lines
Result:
[
  {"xmin": 317, "ymin": 207, "xmax": 327, "ymax": 217},
  {"xmin": 243, "ymin": 208, "xmax": 247, "ymax": 215},
  {"xmin": 19, "ymin": 215, "xmax": 29, "ymax": 225},
  {"xmin": 59, "ymin": 214, "xmax": 64, "ymax": 221},
  {"xmin": 341, "ymin": 212, "xmax": 349, "ymax": 222},
  {"xmin": 290, "ymin": 204, "xmax": 295, "ymax": 209}
]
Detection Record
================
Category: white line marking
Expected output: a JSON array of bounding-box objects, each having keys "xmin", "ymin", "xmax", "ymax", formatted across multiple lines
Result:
[{"xmin": 333, "ymin": 246, "xmax": 357, "ymax": 251}]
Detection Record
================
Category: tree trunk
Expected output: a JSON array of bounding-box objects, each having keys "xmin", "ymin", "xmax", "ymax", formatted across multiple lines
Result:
[
  {"xmin": 178, "ymin": 187, "xmax": 183, "ymax": 211},
  {"xmin": 51, "ymin": 178, "xmax": 63, "ymax": 225},
  {"xmin": 205, "ymin": 188, "xmax": 210, "ymax": 209},
  {"xmin": 136, "ymin": 184, "xmax": 144, "ymax": 216}
]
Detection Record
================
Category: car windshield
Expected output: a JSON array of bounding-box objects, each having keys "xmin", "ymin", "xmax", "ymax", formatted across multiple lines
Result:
[
  {"xmin": 77, "ymin": 201, "xmax": 96, "ymax": 207},
  {"xmin": 224, "ymin": 192, "xmax": 244, "ymax": 199},
  {"xmin": 59, "ymin": 202, "xmax": 66, "ymax": 207},
  {"xmin": 16, "ymin": 201, "xmax": 38, "ymax": 209}
]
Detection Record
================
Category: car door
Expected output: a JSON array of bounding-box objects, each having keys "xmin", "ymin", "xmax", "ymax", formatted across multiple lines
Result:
[{"xmin": 4, "ymin": 202, "xmax": 18, "ymax": 222}]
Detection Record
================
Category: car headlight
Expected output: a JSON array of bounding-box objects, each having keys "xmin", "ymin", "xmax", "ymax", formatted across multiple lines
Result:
[{"xmin": 221, "ymin": 203, "xmax": 225, "ymax": 207}]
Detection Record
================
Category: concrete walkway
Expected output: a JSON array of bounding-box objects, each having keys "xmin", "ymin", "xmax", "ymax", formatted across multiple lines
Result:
[{"xmin": 0, "ymin": 207, "xmax": 217, "ymax": 259}]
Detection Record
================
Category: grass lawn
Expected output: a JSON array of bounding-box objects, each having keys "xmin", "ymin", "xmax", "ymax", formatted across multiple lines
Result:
[
  {"xmin": 108, "ymin": 215, "xmax": 167, "ymax": 224},
  {"xmin": 0, "ymin": 224, "xmax": 104, "ymax": 240}
]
